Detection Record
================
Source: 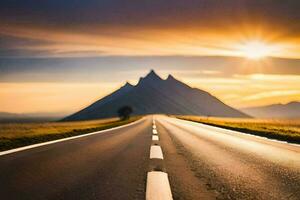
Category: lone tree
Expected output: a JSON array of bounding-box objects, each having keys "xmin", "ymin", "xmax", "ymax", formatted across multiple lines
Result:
[{"xmin": 117, "ymin": 105, "xmax": 133, "ymax": 120}]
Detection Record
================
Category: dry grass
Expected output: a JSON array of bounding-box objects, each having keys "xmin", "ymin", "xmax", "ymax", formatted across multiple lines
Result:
[
  {"xmin": 175, "ymin": 115, "xmax": 300, "ymax": 144},
  {"xmin": 0, "ymin": 118, "xmax": 118, "ymax": 139},
  {"xmin": 0, "ymin": 117, "xmax": 140, "ymax": 151}
]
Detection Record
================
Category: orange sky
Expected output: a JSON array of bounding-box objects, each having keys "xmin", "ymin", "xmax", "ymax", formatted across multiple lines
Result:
[
  {"xmin": 1, "ymin": 71, "xmax": 299, "ymax": 114},
  {"xmin": 0, "ymin": 0, "xmax": 300, "ymax": 113},
  {"xmin": 1, "ymin": 24, "xmax": 300, "ymax": 59}
]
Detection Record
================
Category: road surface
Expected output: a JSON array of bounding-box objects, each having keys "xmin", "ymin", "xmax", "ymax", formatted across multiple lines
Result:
[{"xmin": 0, "ymin": 115, "xmax": 299, "ymax": 200}]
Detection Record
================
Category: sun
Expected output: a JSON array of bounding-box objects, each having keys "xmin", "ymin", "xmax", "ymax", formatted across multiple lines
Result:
[{"xmin": 239, "ymin": 41, "xmax": 272, "ymax": 59}]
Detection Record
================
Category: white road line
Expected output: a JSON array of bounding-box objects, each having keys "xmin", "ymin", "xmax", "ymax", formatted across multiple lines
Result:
[
  {"xmin": 152, "ymin": 135, "xmax": 159, "ymax": 141},
  {"xmin": 150, "ymin": 145, "xmax": 164, "ymax": 159},
  {"xmin": 146, "ymin": 171, "xmax": 173, "ymax": 200},
  {"xmin": 153, "ymin": 129, "xmax": 158, "ymax": 134},
  {"xmin": 0, "ymin": 118, "xmax": 145, "ymax": 156},
  {"xmin": 153, "ymin": 125, "xmax": 156, "ymax": 129},
  {"xmin": 172, "ymin": 117, "xmax": 300, "ymax": 147}
]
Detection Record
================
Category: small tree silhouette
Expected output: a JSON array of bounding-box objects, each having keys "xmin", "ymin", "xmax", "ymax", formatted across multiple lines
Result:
[{"xmin": 117, "ymin": 106, "xmax": 133, "ymax": 120}]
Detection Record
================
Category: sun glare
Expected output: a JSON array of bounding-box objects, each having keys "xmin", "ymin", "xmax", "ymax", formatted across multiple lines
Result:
[{"xmin": 239, "ymin": 41, "xmax": 273, "ymax": 59}]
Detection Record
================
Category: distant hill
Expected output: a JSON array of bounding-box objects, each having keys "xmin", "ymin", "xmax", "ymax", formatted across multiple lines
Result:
[
  {"xmin": 63, "ymin": 70, "xmax": 248, "ymax": 121},
  {"xmin": 0, "ymin": 112, "xmax": 67, "ymax": 123},
  {"xmin": 241, "ymin": 101, "xmax": 300, "ymax": 118}
]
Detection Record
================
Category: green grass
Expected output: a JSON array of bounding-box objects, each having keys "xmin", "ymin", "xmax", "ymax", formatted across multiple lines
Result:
[
  {"xmin": 175, "ymin": 115, "xmax": 300, "ymax": 144},
  {"xmin": 0, "ymin": 117, "xmax": 140, "ymax": 151}
]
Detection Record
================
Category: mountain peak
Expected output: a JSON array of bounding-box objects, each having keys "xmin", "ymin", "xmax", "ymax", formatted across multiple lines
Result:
[
  {"xmin": 119, "ymin": 82, "xmax": 133, "ymax": 91},
  {"xmin": 167, "ymin": 74, "xmax": 174, "ymax": 79},
  {"xmin": 166, "ymin": 74, "xmax": 180, "ymax": 84},
  {"xmin": 63, "ymin": 70, "xmax": 249, "ymax": 121},
  {"xmin": 145, "ymin": 70, "xmax": 162, "ymax": 80},
  {"xmin": 166, "ymin": 74, "xmax": 175, "ymax": 81},
  {"xmin": 138, "ymin": 70, "xmax": 162, "ymax": 85},
  {"xmin": 124, "ymin": 81, "xmax": 133, "ymax": 88}
]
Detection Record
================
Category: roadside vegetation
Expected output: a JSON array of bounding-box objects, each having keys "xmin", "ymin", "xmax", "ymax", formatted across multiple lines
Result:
[
  {"xmin": 0, "ymin": 117, "xmax": 140, "ymax": 151},
  {"xmin": 175, "ymin": 115, "xmax": 300, "ymax": 144},
  {"xmin": 117, "ymin": 105, "xmax": 133, "ymax": 120}
]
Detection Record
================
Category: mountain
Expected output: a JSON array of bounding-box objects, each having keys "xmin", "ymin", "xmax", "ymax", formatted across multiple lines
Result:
[
  {"xmin": 63, "ymin": 70, "xmax": 248, "ymax": 121},
  {"xmin": 241, "ymin": 101, "xmax": 300, "ymax": 118}
]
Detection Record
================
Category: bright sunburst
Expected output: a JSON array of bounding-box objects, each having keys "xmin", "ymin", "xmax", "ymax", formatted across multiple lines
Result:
[{"xmin": 238, "ymin": 41, "xmax": 273, "ymax": 59}]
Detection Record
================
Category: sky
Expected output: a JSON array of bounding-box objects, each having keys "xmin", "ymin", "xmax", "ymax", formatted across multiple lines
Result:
[{"xmin": 0, "ymin": 0, "xmax": 300, "ymax": 114}]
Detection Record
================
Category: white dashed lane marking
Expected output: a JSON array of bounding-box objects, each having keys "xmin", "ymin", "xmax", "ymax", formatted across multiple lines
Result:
[
  {"xmin": 147, "ymin": 117, "xmax": 173, "ymax": 199},
  {"xmin": 146, "ymin": 171, "xmax": 173, "ymax": 200},
  {"xmin": 150, "ymin": 145, "xmax": 164, "ymax": 159},
  {"xmin": 152, "ymin": 135, "xmax": 159, "ymax": 141}
]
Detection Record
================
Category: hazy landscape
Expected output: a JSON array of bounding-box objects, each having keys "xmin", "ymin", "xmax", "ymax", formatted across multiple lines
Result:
[
  {"xmin": 1, "ymin": 1, "xmax": 300, "ymax": 200},
  {"xmin": 64, "ymin": 70, "xmax": 248, "ymax": 121},
  {"xmin": 2, "ymin": 71, "xmax": 298, "ymax": 149},
  {"xmin": 0, "ymin": 112, "xmax": 68, "ymax": 123},
  {"xmin": 242, "ymin": 101, "xmax": 300, "ymax": 118}
]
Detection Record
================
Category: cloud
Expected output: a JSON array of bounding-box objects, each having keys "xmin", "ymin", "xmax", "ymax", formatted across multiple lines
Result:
[
  {"xmin": 1, "ymin": 56, "xmax": 300, "ymax": 84},
  {"xmin": 0, "ymin": 0, "xmax": 300, "ymax": 58},
  {"xmin": 241, "ymin": 90, "xmax": 300, "ymax": 101},
  {"xmin": 0, "ymin": 1, "xmax": 300, "ymax": 112},
  {"xmin": 1, "ymin": 0, "xmax": 300, "ymax": 31},
  {"xmin": 234, "ymin": 74, "xmax": 300, "ymax": 81}
]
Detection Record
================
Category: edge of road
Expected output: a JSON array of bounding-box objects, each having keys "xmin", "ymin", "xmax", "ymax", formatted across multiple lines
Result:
[
  {"xmin": 0, "ymin": 117, "xmax": 146, "ymax": 156},
  {"xmin": 171, "ymin": 116, "xmax": 300, "ymax": 148}
]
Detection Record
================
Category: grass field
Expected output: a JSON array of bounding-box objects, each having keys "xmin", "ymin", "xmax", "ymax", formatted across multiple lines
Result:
[
  {"xmin": 0, "ymin": 117, "xmax": 140, "ymax": 151},
  {"xmin": 175, "ymin": 115, "xmax": 300, "ymax": 144}
]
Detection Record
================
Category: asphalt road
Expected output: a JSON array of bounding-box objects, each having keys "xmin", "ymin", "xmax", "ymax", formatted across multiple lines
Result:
[
  {"xmin": 0, "ymin": 117, "xmax": 152, "ymax": 200},
  {"xmin": 157, "ymin": 116, "xmax": 300, "ymax": 200},
  {"xmin": 0, "ymin": 115, "xmax": 299, "ymax": 200}
]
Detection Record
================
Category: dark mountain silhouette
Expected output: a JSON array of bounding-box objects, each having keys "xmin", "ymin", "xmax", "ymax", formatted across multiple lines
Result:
[
  {"xmin": 63, "ymin": 70, "xmax": 248, "ymax": 121},
  {"xmin": 242, "ymin": 101, "xmax": 300, "ymax": 118}
]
